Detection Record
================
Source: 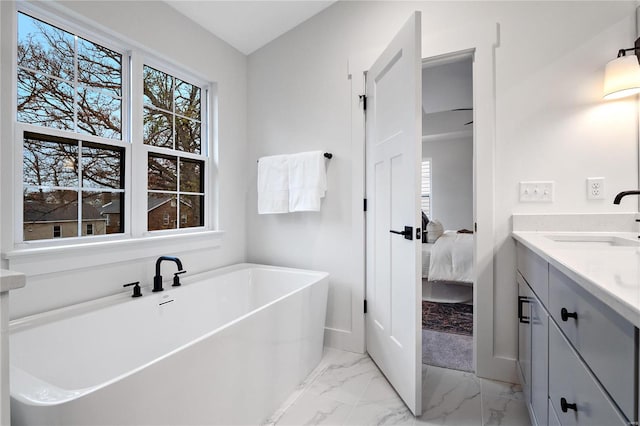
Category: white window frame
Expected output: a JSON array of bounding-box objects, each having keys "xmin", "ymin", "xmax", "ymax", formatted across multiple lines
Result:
[
  {"xmin": 5, "ymin": 2, "xmax": 221, "ymax": 270},
  {"xmin": 14, "ymin": 1, "xmax": 132, "ymax": 246},
  {"xmin": 140, "ymin": 58, "xmax": 209, "ymax": 235}
]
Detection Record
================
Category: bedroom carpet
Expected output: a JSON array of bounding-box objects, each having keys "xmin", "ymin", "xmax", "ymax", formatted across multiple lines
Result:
[
  {"xmin": 422, "ymin": 329, "xmax": 473, "ymax": 372},
  {"xmin": 422, "ymin": 301, "xmax": 474, "ymax": 372},
  {"xmin": 422, "ymin": 301, "xmax": 473, "ymax": 335}
]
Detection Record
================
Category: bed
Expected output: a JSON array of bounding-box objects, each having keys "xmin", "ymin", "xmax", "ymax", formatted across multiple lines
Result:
[{"xmin": 422, "ymin": 230, "xmax": 473, "ymax": 303}]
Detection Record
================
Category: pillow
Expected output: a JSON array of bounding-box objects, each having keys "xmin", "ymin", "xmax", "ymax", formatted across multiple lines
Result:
[
  {"xmin": 426, "ymin": 220, "xmax": 444, "ymax": 243},
  {"xmin": 421, "ymin": 212, "xmax": 430, "ymax": 243}
]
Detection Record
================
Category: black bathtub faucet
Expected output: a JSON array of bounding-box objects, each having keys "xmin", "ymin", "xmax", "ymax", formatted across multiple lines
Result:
[
  {"xmin": 153, "ymin": 256, "xmax": 186, "ymax": 292},
  {"xmin": 613, "ymin": 190, "xmax": 640, "ymax": 204}
]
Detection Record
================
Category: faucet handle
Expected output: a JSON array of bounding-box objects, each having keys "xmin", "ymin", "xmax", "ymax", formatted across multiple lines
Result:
[
  {"xmin": 123, "ymin": 281, "xmax": 142, "ymax": 298},
  {"xmin": 173, "ymin": 270, "xmax": 187, "ymax": 287}
]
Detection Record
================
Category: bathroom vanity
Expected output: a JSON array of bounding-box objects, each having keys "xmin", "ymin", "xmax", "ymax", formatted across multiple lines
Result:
[{"xmin": 512, "ymin": 215, "xmax": 639, "ymax": 426}]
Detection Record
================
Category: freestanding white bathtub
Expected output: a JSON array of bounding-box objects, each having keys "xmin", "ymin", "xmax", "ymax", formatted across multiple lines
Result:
[{"xmin": 10, "ymin": 263, "xmax": 329, "ymax": 425}]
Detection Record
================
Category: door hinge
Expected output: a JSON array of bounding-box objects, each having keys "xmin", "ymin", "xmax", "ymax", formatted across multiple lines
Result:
[
  {"xmin": 359, "ymin": 94, "xmax": 367, "ymax": 111},
  {"xmin": 364, "ymin": 299, "xmax": 367, "ymax": 314},
  {"xmin": 363, "ymin": 198, "xmax": 367, "ymax": 212},
  {"xmin": 474, "ymin": 222, "xmax": 478, "ymax": 232}
]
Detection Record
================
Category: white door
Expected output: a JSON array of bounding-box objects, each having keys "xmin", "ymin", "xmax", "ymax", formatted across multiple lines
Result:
[{"xmin": 365, "ymin": 12, "xmax": 422, "ymax": 416}]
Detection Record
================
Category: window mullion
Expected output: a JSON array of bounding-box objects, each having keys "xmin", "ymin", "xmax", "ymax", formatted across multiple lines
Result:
[
  {"xmin": 130, "ymin": 52, "xmax": 145, "ymax": 238},
  {"xmin": 73, "ymin": 35, "xmax": 79, "ymax": 133},
  {"xmin": 77, "ymin": 140, "xmax": 83, "ymax": 238}
]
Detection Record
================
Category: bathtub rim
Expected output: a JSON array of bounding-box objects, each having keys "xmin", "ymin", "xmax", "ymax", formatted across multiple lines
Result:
[
  {"xmin": 10, "ymin": 263, "xmax": 329, "ymax": 406},
  {"xmin": 10, "ymin": 263, "xmax": 327, "ymax": 332}
]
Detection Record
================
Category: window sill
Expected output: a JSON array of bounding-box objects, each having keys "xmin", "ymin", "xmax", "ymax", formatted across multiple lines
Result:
[{"xmin": 2, "ymin": 230, "xmax": 225, "ymax": 276}]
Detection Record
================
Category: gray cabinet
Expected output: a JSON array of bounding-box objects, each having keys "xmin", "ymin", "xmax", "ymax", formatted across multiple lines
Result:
[
  {"xmin": 517, "ymin": 274, "xmax": 532, "ymax": 404},
  {"xmin": 548, "ymin": 265, "xmax": 635, "ymax": 420},
  {"xmin": 530, "ymin": 294, "xmax": 548, "ymax": 426},
  {"xmin": 517, "ymin": 269, "xmax": 548, "ymax": 426},
  {"xmin": 548, "ymin": 399, "xmax": 561, "ymax": 426},
  {"xmin": 516, "ymin": 242, "xmax": 638, "ymax": 426},
  {"xmin": 548, "ymin": 322, "xmax": 627, "ymax": 426}
]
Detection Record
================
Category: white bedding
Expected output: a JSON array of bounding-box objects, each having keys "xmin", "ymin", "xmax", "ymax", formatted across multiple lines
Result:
[
  {"xmin": 421, "ymin": 243, "xmax": 434, "ymax": 278},
  {"xmin": 427, "ymin": 231, "xmax": 473, "ymax": 283}
]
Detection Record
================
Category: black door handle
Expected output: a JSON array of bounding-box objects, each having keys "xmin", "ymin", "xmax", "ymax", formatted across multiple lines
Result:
[
  {"xmin": 561, "ymin": 308, "xmax": 578, "ymax": 322},
  {"xmin": 390, "ymin": 226, "xmax": 413, "ymax": 240},
  {"xmin": 518, "ymin": 296, "xmax": 530, "ymax": 324},
  {"xmin": 560, "ymin": 397, "xmax": 577, "ymax": 413}
]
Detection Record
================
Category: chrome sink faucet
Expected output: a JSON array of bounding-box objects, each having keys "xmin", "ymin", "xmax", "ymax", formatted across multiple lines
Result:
[{"xmin": 153, "ymin": 256, "xmax": 186, "ymax": 292}]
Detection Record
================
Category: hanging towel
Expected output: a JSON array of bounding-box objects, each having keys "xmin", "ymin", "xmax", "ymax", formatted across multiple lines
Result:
[
  {"xmin": 287, "ymin": 151, "xmax": 327, "ymax": 212},
  {"xmin": 257, "ymin": 154, "xmax": 289, "ymax": 214}
]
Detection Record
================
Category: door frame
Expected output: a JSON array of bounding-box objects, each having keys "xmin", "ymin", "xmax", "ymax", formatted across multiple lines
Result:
[{"xmin": 350, "ymin": 22, "xmax": 515, "ymax": 383}]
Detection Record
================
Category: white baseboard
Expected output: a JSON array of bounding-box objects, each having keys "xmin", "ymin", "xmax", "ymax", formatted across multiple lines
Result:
[
  {"xmin": 476, "ymin": 355, "xmax": 518, "ymax": 384},
  {"xmin": 324, "ymin": 326, "xmax": 365, "ymax": 354}
]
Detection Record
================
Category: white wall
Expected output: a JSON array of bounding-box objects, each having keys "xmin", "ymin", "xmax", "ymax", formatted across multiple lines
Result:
[
  {"xmin": 423, "ymin": 136, "xmax": 473, "ymax": 230},
  {"xmin": 0, "ymin": 1, "xmax": 248, "ymax": 318},
  {"xmin": 246, "ymin": 0, "xmax": 639, "ymax": 378},
  {"xmin": 422, "ymin": 58, "xmax": 473, "ymax": 114}
]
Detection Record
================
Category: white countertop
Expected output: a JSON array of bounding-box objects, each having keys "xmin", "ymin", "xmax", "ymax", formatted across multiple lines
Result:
[
  {"xmin": 0, "ymin": 269, "xmax": 26, "ymax": 293},
  {"xmin": 512, "ymin": 231, "xmax": 640, "ymax": 328}
]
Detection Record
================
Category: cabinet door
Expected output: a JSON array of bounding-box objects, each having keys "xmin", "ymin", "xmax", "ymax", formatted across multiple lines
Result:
[
  {"xmin": 549, "ymin": 322, "xmax": 628, "ymax": 426},
  {"xmin": 548, "ymin": 399, "xmax": 561, "ymax": 426},
  {"xmin": 517, "ymin": 274, "xmax": 532, "ymax": 404},
  {"xmin": 530, "ymin": 295, "xmax": 548, "ymax": 426}
]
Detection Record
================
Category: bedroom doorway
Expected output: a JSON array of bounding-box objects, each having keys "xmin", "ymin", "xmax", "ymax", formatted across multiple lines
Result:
[{"xmin": 420, "ymin": 54, "xmax": 475, "ymax": 373}]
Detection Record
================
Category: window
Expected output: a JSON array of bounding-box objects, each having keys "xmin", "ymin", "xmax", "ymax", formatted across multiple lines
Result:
[
  {"xmin": 421, "ymin": 159, "xmax": 432, "ymax": 216},
  {"xmin": 143, "ymin": 65, "xmax": 201, "ymax": 154},
  {"xmin": 22, "ymin": 133, "xmax": 125, "ymax": 241},
  {"xmin": 17, "ymin": 12, "xmax": 123, "ymax": 139},
  {"xmin": 14, "ymin": 8, "xmax": 211, "ymax": 245},
  {"xmin": 144, "ymin": 65, "xmax": 205, "ymax": 231}
]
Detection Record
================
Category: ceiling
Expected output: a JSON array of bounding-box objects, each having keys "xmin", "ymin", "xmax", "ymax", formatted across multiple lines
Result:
[{"xmin": 166, "ymin": 1, "xmax": 336, "ymax": 55}]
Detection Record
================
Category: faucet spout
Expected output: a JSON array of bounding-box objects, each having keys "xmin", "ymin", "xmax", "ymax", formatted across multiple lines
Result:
[
  {"xmin": 613, "ymin": 190, "xmax": 640, "ymax": 204},
  {"xmin": 153, "ymin": 256, "xmax": 184, "ymax": 292}
]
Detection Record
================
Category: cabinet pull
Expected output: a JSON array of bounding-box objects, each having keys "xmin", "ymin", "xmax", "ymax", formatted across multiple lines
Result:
[
  {"xmin": 560, "ymin": 308, "xmax": 578, "ymax": 322},
  {"xmin": 560, "ymin": 397, "xmax": 577, "ymax": 413},
  {"xmin": 518, "ymin": 296, "xmax": 530, "ymax": 324}
]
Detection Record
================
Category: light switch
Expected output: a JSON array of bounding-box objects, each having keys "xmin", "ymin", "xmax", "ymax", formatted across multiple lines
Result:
[{"xmin": 520, "ymin": 181, "xmax": 554, "ymax": 202}]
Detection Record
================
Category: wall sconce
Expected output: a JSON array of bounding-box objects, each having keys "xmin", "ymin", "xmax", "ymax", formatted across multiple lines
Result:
[{"xmin": 603, "ymin": 37, "xmax": 640, "ymax": 100}]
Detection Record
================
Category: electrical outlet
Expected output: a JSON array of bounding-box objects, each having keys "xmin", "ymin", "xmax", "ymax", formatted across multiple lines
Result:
[
  {"xmin": 520, "ymin": 181, "xmax": 554, "ymax": 202},
  {"xmin": 587, "ymin": 177, "xmax": 605, "ymax": 200}
]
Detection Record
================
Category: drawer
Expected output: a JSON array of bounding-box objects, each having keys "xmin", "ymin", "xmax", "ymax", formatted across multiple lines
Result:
[
  {"xmin": 517, "ymin": 243, "xmax": 549, "ymax": 306},
  {"xmin": 549, "ymin": 322, "xmax": 628, "ymax": 426},
  {"xmin": 549, "ymin": 265, "xmax": 636, "ymax": 420},
  {"xmin": 548, "ymin": 399, "xmax": 561, "ymax": 426}
]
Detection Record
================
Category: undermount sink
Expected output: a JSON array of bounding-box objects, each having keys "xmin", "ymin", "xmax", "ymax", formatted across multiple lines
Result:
[{"xmin": 545, "ymin": 234, "xmax": 640, "ymax": 247}]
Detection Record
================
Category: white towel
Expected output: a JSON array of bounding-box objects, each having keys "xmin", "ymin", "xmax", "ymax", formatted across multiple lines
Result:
[
  {"xmin": 287, "ymin": 151, "xmax": 327, "ymax": 212},
  {"xmin": 257, "ymin": 154, "xmax": 289, "ymax": 214}
]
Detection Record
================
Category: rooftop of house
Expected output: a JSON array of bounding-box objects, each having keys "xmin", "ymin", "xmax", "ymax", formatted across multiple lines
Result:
[{"xmin": 24, "ymin": 201, "xmax": 104, "ymax": 223}]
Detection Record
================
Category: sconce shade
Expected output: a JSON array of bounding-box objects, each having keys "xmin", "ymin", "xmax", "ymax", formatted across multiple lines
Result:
[{"xmin": 603, "ymin": 54, "xmax": 640, "ymax": 100}]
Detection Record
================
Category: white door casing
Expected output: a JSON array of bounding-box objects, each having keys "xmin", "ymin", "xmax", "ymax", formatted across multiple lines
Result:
[{"xmin": 365, "ymin": 12, "xmax": 422, "ymax": 416}]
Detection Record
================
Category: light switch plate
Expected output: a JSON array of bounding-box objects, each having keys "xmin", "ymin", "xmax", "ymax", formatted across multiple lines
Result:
[{"xmin": 520, "ymin": 181, "xmax": 554, "ymax": 202}]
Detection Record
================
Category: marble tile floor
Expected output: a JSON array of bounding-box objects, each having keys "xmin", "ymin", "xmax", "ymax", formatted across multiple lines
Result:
[{"xmin": 263, "ymin": 348, "xmax": 530, "ymax": 426}]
